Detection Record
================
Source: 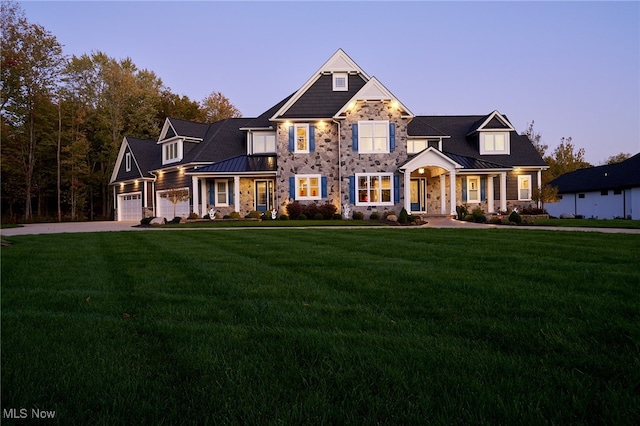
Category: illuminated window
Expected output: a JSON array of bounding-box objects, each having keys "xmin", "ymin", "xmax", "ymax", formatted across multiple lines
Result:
[
  {"xmin": 356, "ymin": 173, "xmax": 393, "ymax": 206},
  {"xmin": 296, "ymin": 174, "xmax": 321, "ymax": 200},
  {"xmin": 295, "ymin": 124, "xmax": 309, "ymax": 153},
  {"xmin": 467, "ymin": 176, "xmax": 480, "ymax": 203},
  {"xmin": 518, "ymin": 175, "xmax": 531, "ymax": 201},
  {"xmin": 359, "ymin": 121, "xmax": 389, "ymax": 153}
]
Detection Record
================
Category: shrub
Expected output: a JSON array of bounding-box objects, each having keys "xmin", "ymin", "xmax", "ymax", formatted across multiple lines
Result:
[
  {"xmin": 188, "ymin": 212, "xmax": 200, "ymax": 219},
  {"xmin": 318, "ymin": 203, "xmax": 338, "ymax": 219},
  {"xmin": 370, "ymin": 212, "xmax": 381, "ymax": 220},
  {"xmin": 489, "ymin": 217, "xmax": 503, "ymax": 225},
  {"xmin": 303, "ymin": 203, "xmax": 319, "ymax": 219},
  {"xmin": 140, "ymin": 216, "xmax": 154, "ymax": 225},
  {"xmin": 471, "ymin": 208, "xmax": 486, "ymax": 223},
  {"xmin": 279, "ymin": 214, "xmax": 289, "ymax": 220},
  {"xmin": 352, "ymin": 211, "xmax": 364, "ymax": 220},
  {"xmin": 463, "ymin": 214, "xmax": 474, "ymax": 222},
  {"xmin": 509, "ymin": 211, "xmax": 522, "ymax": 224},
  {"xmin": 298, "ymin": 213, "xmax": 307, "ymax": 220},
  {"xmin": 456, "ymin": 205, "xmax": 469, "ymax": 220},
  {"xmin": 229, "ymin": 211, "xmax": 241, "ymax": 219},
  {"xmin": 286, "ymin": 202, "xmax": 303, "ymax": 220},
  {"xmin": 245, "ymin": 211, "xmax": 262, "ymax": 219},
  {"xmin": 332, "ymin": 213, "xmax": 343, "ymax": 220},
  {"xmin": 169, "ymin": 217, "xmax": 182, "ymax": 224},
  {"xmin": 521, "ymin": 207, "xmax": 546, "ymax": 215},
  {"xmin": 398, "ymin": 208, "xmax": 409, "ymax": 224},
  {"xmin": 313, "ymin": 213, "xmax": 324, "ymax": 220}
]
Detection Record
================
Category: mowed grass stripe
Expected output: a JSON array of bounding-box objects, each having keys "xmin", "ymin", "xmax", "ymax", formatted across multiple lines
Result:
[{"xmin": 2, "ymin": 229, "xmax": 639, "ymax": 425}]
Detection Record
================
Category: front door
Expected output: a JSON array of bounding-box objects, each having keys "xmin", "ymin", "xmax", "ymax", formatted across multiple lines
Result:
[
  {"xmin": 410, "ymin": 178, "xmax": 427, "ymax": 212},
  {"xmin": 255, "ymin": 180, "xmax": 274, "ymax": 213}
]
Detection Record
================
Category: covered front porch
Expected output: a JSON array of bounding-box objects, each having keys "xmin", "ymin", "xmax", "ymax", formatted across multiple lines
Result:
[{"xmin": 400, "ymin": 148, "xmax": 510, "ymax": 216}]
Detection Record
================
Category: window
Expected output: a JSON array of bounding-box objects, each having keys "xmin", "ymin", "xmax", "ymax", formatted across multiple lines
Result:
[
  {"xmin": 125, "ymin": 153, "xmax": 132, "ymax": 172},
  {"xmin": 480, "ymin": 132, "xmax": 510, "ymax": 155},
  {"xmin": 408, "ymin": 139, "xmax": 427, "ymax": 154},
  {"xmin": 356, "ymin": 173, "xmax": 393, "ymax": 206},
  {"xmin": 251, "ymin": 133, "xmax": 276, "ymax": 154},
  {"xmin": 295, "ymin": 124, "xmax": 309, "ymax": 153},
  {"xmin": 578, "ymin": 193, "xmax": 585, "ymax": 199},
  {"xmin": 333, "ymin": 72, "xmax": 348, "ymax": 91},
  {"xmin": 614, "ymin": 189, "xmax": 622, "ymax": 195},
  {"xmin": 359, "ymin": 121, "xmax": 389, "ymax": 153},
  {"xmin": 163, "ymin": 141, "xmax": 180, "ymax": 164},
  {"xmin": 296, "ymin": 174, "xmax": 321, "ymax": 200},
  {"xmin": 518, "ymin": 175, "xmax": 532, "ymax": 201},
  {"xmin": 215, "ymin": 180, "xmax": 229, "ymax": 206},
  {"xmin": 600, "ymin": 190, "xmax": 608, "ymax": 196},
  {"xmin": 467, "ymin": 177, "xmax": 480, "ymax": 203}
]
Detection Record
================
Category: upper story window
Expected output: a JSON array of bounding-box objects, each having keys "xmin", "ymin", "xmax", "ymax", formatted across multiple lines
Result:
[
  {"xmin": 480, "ymin": 132, "xmax": 510, "ymax": 155},
  {"xmin": 251, "ymin": 132, "xmax": 276, "ymax": 154},
  {"xmin": 333, "ymin": 73, "xmax": 348, "ymax": 91},
  {"xmin": 163, "ymin": 141, "xmax": 181, "ymax": 164},
  {"xmin": 358, "ymin": 121, "xmax": 389, "ymax": 154},
  {"xmin": 408, "ymin": 138, "xmax": 441, "ymax": 154},
  {"xmin": 295, "ymin": 124, "xmax": 309, "ymax": 153},
  {"xmin": 125, "ymin": 153, "xmax": 132, "ymax": 171},
  {"xmin": 518, "ymin": 175, "xmax": 532, "ymax": 201}
]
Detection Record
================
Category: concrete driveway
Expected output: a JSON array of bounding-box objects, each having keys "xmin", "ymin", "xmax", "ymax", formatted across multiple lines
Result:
[{"xmin": 2, "ymin": 218, "xmax": 639, "ymax": 236}]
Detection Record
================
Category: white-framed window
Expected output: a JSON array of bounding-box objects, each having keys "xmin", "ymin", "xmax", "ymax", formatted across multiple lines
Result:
[
  {"xmin": 163, "ymin": 141, "xmax": 181, "ymax": 164},
  {"xmin": 467, "ymin": 176, "xmax": 480, "ymax": 203},
  {"xmin": 356, "ymin": 173, "xmax": 393, "ymax": 206},
  {"xmin": 295, "ymin": 124, "xmax": 309, "ymax": 153},
  {"xmin": 251, "ymin": 132, "xmax": 276, "ymax": 154},
  {"xmin": 215, "ymin": 180, "xmax": 229, "ymax": 206},
  {"xmin": 407, "ymin": 139, "xmax": 440, "ymax": 154},
  {"xmin": 359, "ymin": 120, "xmax": 389, "ymax": 154},
  {"xmin": 295, "ymin": 174, "xmax": 321, "ymax": 200},
  {"xmin": 480, "ymin": 132, "xmax": 510, "ymax": 155},
  {"xmin": 333, "ymin": 72, "xmax": 348, "ymax": 91},
  {"xmin": 518, "ymin": 175, "xmax": 532, "ymax": 201},
  {"xmin": 125, "ymin": 152, "xmax": 132, "ymax": 171}
]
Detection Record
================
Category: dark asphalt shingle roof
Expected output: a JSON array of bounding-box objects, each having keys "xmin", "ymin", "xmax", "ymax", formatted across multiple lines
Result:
[
  {"xmin": 549, "ymin": 153, "xmax": 640, "ymax": 193},
  {"xmin": 113, "ymin": 137, "xmax": 160, "ymax": 182}
]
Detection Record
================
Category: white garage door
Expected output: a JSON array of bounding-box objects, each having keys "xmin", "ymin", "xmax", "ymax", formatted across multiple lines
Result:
[
  {"xmin": 118, "ymin": 193, "xmax": 142, "ymax": 221},
  {"xmin": 157, "ymin": 191, "xmax": 190, "ymax": 219}
]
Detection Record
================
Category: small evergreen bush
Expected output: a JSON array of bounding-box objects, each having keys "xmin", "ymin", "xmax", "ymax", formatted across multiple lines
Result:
[
  {"xmin": 370, "ymin": 212, "xmax": 380, "ymax": 220},
  {"xmin": 398, "ymin": 208, "xmax": 409, "ymax": 224},
  {"xmin": 509, "ymin": 211, "xmax": 522, "ymax": 224},
  {"xmin": 313, "ymin": 213, "xmax": 324, "ymax": 220},
  {"xmin": 471, "ymin": 208, "xmax": 486, "ymax": 223},
  {"xmin": 279, "ymin": 214, "xmax": 289, "ymax": 220},
  {"xmin": 245, "ymin": 211, "xmax": 262, "ymax": 219},
  {"xmin": 298, "ymin": 213, "xmax": 307, "ymax": 220},
  {"xmin": 352, "ymin": 211, "xmax": 364, "ymax": 220},
  {"xmin": 140, "ymin": 217, "xmax": 154, "ymax": 225}
]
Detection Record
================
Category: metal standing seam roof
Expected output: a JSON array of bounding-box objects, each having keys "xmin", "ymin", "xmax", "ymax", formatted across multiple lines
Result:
[{"xmin": 188, "ymin": 155, "xmax": 277, "ymax": 174}]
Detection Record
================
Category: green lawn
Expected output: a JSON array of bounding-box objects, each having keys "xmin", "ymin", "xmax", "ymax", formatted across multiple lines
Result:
[
  {"xmin": 531, "ymin": 218, "xmax": 640, "ymax": 229},
  {"xmin": 2, "ymin": 229, "xmax": 639, "ymax": 425}
]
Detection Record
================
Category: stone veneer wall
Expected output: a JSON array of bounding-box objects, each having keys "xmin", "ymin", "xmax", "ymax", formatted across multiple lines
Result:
[
  {"xmin": 339, "ymin": 101, "xmax": 410, "ymax": 216},
  {"xmin": 276, "ymin": 121, "xmax": 341, "ymax": 214}
]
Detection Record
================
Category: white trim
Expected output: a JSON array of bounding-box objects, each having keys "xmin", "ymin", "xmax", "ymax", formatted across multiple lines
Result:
[
  {"xmin": 480, "ymin": 132, "xmax": 510, "ymax": 155},
  {"xmin": 401, "ymin": 147, "xmax": 463, "ymax": 172},
  {"xmin": 355, "ymin": 173, "xmax": 394, "ymax": 206},
  {"xmin": 214, "ymin": 179, "xmax": 230, "ymax": 207},
  {"xmin": 474, "ymin": 110, "xmax": 514, "ymax": 133},
  {"xmin": 333, "ymin": 72, "xmax": 348, "ymax": 91},
  {"xmin": 294, "ymin": 123, "xmax": 310, "ymax": 153},
  {"xmin": 162, "ymin": 140, "xmax": 182, "ymax": 164},
  {"xmin": 466, "ymin": 176, "xmax": 481, "ymax": 203},
  {"xmin": 334, "ymin": 77, "xmax": 414, "ymax": 118},
  {"xmin": 125, "ymin": 152, "xmax": 131, "ymax": 172},
  {"xmin": 357, "ymin": 120, "xmax": 389, "ymax": 154},
  {"xmin": 518, "ymin": 174, "xmax": 532, "ymax": 201},
  {"xmin": 295, "ymin": 174, "xmax": 322, "ymax": 201}
]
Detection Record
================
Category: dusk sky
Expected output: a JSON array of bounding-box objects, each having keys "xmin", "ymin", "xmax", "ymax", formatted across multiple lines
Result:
[{"xmin": 22, "ymin": 1, "xmax": 640, "ymax": 165}]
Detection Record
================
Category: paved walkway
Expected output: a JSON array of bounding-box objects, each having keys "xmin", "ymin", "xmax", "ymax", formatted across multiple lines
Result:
[{"xmin": 2, "ymin": 218, "xmax": 639, "ymax": 236}]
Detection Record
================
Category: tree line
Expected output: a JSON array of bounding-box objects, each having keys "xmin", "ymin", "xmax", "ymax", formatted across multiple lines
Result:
[{"xmin": 1, "ymin": 1, "xmax": 240, "ymax": 222}]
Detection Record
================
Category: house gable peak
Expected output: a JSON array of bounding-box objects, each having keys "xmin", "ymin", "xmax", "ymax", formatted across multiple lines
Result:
[{"xmin": 334, "ymin": 76, "xmax": 414, "ymax": 118}]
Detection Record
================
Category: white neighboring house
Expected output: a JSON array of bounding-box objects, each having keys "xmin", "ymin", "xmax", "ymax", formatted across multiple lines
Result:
[{"xmin": 546, "ymin": 153, "xmax": 640, "ymax": 220}]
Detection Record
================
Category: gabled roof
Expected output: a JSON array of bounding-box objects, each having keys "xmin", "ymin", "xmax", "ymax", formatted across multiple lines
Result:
[
  {"xmin": 549, "ymin": 153, "xmax": 640, "ymax": 193},
  {"xmin": 468, "ymin": 110, "xmax": 514, "ymax": 135},
  {"xmin": 159, "ymin": 117, "xmax": 209, "ymax": 142},
  {"xmin": 180, "ymin": 117, "xmax": 255, "ymax": 165},
  {"xmin": 110, "ymin": 137, "xmax": 160, "ymax": 184},
  {"xmin": 408, "ymin": 115, "xmax": 547, "ymax": 168},
  {"xmin": 334, "ymin": 77, "xmax": 414, "ymax": 118},
  {"xmin": 271, "ymin": 48, "xmax": 371, "ymax": 120}
]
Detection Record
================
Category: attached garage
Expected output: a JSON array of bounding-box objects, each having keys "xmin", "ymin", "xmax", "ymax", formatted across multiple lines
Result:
[
  {"xmin": 118, "ymin": 192, "xmax": 142, "ymax": 221},
  {"xmin": 157, "ymin": 189, "xmax": 190, "ymax": 219}
]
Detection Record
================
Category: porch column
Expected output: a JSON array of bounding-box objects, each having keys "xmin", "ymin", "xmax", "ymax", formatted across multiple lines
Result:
[
  {"xmin": 449, "ymin": 169, "xmax": 457, "ymax": 216},
  {"xmin": 403, "ymin": 170, "xmax": 411, "ymax": 214},
  {"xmin": 234, "ymin": 176, "xmax": 241, "ymax": 214},
  {"xmin": 500, "ymin": 172, "xmax": 507, "ymax": 212},
  {"xmin": 487, "ymin": 175, "xmax": 495, "ymax": 213},
  {"xmin": 440, "ymin": 174, "xmax": 447, "ymax": 214},
  {"xmin": 192, "ymin": 176, "xmax": 199, "ymax": 215},
  {"xmin": 200, "ymin": 179, "xmax": 207, "ymax": 217},
  {"xmin": 537, "ymin": 170, "xmax": 542, "ymax": 208}
]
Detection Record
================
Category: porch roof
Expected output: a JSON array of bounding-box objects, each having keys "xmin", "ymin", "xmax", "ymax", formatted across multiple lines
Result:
[
  {"xmin": 443, "ymin": 152, "xmax": 511, "ymax": 171},
  {"xmin": 187, "ymin": 155, "xmax": 277, "ymax": 174}
]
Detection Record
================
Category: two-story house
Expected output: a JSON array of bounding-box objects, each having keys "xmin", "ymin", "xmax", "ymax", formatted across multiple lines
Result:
[{"xmin": 110, "ymin": 49, "xmax": 547, "ymax": 221}]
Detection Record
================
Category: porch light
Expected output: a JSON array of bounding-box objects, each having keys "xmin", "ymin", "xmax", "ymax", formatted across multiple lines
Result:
[
  {"xmin": 418, "ymin": 168, "xmax": 425, "ymax": 175},
  {"xmin": 348, "ymin": 101, "xmax": 356, "ymax": 111},
  {"xmin": 391, "ymin": 100, "xmax": 399, "ymax": 110}
]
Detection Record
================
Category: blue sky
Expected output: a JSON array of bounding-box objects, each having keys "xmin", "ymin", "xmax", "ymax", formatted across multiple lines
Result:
[{"xmin": 22, "ymin": 1, "xmax": 640, "ymax": 164}]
